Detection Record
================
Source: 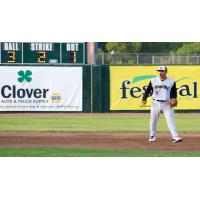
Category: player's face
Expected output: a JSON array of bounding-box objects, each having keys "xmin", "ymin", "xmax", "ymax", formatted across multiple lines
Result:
[{"xmin": 158, "ymin": 70, "xmax": 167, "ymax": 78}]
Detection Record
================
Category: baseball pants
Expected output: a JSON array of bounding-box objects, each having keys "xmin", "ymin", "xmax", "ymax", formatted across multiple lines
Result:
[{"xmin": 150, "ymin": 100, "xmax": 178, "ymax": 139}]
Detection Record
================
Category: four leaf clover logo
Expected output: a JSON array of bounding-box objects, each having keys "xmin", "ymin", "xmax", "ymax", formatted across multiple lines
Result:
[{"xmin": 18, "ymin": 70, "xmax": 32, "ymax": 83}]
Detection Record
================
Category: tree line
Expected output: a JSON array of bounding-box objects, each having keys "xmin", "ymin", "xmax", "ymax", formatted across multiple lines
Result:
[{"xmin": 98, "ymin": 42, "xmax": 200, "ymax": 55}]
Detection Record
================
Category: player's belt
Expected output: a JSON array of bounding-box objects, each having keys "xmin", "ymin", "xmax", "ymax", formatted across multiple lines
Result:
[{"xmin": 153, "ymin": 99, "xmax": 166, "ymax": 102}]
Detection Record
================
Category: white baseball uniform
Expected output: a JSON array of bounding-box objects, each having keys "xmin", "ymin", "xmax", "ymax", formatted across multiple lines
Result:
[{"xmin": 142, "ymin": 76, "xmax": 178, "ymax": 139}]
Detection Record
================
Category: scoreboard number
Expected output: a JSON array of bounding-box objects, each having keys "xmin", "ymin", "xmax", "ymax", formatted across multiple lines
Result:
[
  {"xmin": 68, "ymin": 52, "xmax": 77, "ymax": 63},
  {"xmin": 38, "ymin": 51, "xmax": 46, "ymax": 63},
  {"xmin": 7, "ymin": 51, "xmax": 16, "ymax": 63},
  {"xmin": 74, "ymin": 52, "xmax": 77, "ymax": 63}
]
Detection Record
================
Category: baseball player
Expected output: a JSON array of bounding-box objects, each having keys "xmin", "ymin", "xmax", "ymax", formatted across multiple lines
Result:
[{"xmin": 142, "ymin": 66, "xmax": 183, "ymax": 143}]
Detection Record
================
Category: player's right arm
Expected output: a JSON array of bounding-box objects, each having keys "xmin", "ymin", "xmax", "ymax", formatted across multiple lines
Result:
[{"xmin": 142, "ymin": 81, "xmax": 153, "ymax": 105}]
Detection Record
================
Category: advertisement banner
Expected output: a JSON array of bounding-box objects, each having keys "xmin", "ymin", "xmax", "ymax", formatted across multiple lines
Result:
[
  {"xmin": 0, "ymin": 66, "xmax": 82, "ymax": 111},
  {"xmin": 110, "ymin": 66, "xmax": 200, "ymax": 110}
]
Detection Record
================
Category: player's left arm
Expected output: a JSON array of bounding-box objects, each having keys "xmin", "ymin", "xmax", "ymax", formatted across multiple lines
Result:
[
  {"xmin": 168, "ymin": 81, "xmax": 178, "ymax": 106},
  {"xmin": 170, "ymin": 81, "xmax": 177, "ymax": 99}
]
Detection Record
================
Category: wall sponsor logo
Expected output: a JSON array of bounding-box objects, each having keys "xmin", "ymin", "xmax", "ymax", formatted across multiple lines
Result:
[
  {"xmin": 51, "ymin": 93, "xmax": 62, "ymax": 103},
  {"xmin": 110, "ymin": 66, "xmax": 200, "ymax": 110},
  {"xmin": 120, "ymin": 75, "xmax": 198, "ymax": 99},
  {"xmin": 0, "ymin": 66, "xmax": 82, "ymax": 111},
  {"xmin": 1, "ymin": 70, "xmax": 49, "ymax": 99},
  {"xmin": 18, "ymin": 70, "xmax": 32, "ymax": 83}
]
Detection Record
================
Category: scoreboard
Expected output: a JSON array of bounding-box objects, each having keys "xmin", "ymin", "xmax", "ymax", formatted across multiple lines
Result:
[{"xmin": 0, "ymin": 42, "xmax": 85, "ymax": 64}]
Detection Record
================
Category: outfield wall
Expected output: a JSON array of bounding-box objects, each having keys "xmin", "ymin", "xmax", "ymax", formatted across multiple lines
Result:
[
  {"xmin": 0, "ymin": 65, "xmax": 199, "ymax": 112},
  {"xmin": 0, "ymin": 64, "xmax": 106, "ymax": 113}
]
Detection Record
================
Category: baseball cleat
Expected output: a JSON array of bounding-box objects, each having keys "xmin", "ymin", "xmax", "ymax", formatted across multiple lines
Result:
[
  {"xmin": 172, "ymin": 137, "xmax": 183, "ymax": 143},
  {"xmin": 149, "ymin": 136, "xmax": 156, "ymax": 142}
]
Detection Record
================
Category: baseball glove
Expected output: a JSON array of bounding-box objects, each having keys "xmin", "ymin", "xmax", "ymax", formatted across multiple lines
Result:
[{"xmin": 167, "ymin": 98, "xmax": 178, "ymax": 107}]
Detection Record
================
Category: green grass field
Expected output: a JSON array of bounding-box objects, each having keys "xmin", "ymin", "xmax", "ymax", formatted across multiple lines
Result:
[
  {"xmin": 0, "ymin": 114, "xmax": 199, "ymax": 156},
  {"xmin": 0, "ymin": 147, "xmax": 200, "ymax": 157},
  {"xmin": 0, "ymin": 114, "xmax": 199, "ymax": 133}
]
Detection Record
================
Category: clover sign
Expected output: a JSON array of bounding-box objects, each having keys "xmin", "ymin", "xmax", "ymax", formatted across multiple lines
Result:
[{"xmin": 18, "ymin": 70, "xmax": 32, "ymax": 83}]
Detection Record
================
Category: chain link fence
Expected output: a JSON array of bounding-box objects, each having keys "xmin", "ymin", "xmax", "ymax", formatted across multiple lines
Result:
[{"xmin": 96, "ymin": 53, "xmax": 200, "ymax": 65}]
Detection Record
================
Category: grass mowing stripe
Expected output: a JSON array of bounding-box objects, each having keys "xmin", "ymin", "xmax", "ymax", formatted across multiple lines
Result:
[{"xmin": 0, "ymin": 147, "xmax": 200, "ymax": 157}]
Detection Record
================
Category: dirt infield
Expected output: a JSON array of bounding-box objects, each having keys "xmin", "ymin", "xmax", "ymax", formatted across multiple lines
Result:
[{"xmin": 0, "ymin": 132, "xmax": 200, "ymax": 151}]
